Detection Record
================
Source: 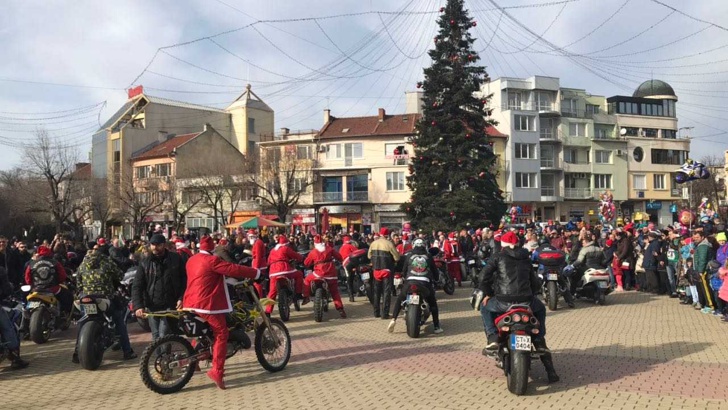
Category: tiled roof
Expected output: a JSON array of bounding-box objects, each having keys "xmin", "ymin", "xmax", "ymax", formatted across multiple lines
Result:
[
  {"xmin": 486, "ymin": 125, "xmax": 507, "ymax": 138},
  {"xmin": 132, "ymin": 132, "xmax": 201, "ymax": 160},
  {"xmin": 318, "ymin": 113, "xmax": 419, "ymax": 139}
]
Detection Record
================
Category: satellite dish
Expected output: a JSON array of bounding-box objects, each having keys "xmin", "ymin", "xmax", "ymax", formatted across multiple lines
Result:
[{"xmin": 620, "ymin": 128, "xmax": 627, "ymax": 136}]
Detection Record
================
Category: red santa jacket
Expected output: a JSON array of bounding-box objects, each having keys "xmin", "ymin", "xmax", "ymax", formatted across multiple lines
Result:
[
  {"xmin": 304, "ymin": 246, "xmax": 342, "ymax": 278},
  {"xmin": 251, "ymin": 239, "xmax": 267, "ymax": 270},
  {"xmin": 182, "ymin": 251, "xmax": 259, "ymax": 314},
  {"xmin": 443, "ymin": 239, "xmax": 460, "ymax": 262},
  {"xmin": 396, "ymin": 243, "xmax": 412, "ymax": 255},
  {"xmin": 267, "ymin": 244, "xmax": 303, "ymax": 277},
  {"xmin": 177, "ymin": 247, "xmax": 193, "ymax": 259},
  {"xmin": 339, "ymin": 243, "xmax": 358, "ymax": 265}
]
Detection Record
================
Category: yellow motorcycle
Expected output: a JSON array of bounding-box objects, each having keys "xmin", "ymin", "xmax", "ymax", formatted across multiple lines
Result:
[
  {"xmin": 139, "ymin": 278, "xmax": 291, "ymax": 394},
  {"xmin": 21, "ymin": 284, "xmax": 73, "ymax": 344}
]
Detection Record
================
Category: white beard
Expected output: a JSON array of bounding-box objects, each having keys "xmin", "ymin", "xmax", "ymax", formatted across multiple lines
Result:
[
  {"xmin": 248, "ymin": 238, "xmax": 256, "ymax": 245},
  {"xmin": 314, "ymin": 243, "xmax": 326, "ymax": 252}
]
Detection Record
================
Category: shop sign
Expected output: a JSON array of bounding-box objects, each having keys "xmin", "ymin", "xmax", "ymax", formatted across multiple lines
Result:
[
  {"xmin": 374, "ymin": 204, "xmax": 403, "ymax": 212},
  {"xmin": 646, "ymin": 201, "xmax": 662, "ymax": 211},
  {"xmin": 321, "ymin": 205, "xmax": 361, "ymax": 214}
]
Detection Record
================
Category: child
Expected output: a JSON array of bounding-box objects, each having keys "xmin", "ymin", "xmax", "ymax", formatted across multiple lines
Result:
[{"xmin": 684, "ymin": 258, "xmax": 702, "ymax": 309}]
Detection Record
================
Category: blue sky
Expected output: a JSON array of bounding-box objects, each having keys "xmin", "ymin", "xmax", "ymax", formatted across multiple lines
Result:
[{"xmin": 1, "ymin": 0, "xmax": 727, "ymax": 168}]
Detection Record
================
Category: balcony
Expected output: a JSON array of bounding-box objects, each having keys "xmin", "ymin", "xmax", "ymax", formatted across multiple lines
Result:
[
  {"xmin": 539, "ymin": 129, "xmax": 561, "ymax": 142},
  {"xmin": 313, "ymin": 191, "xmax": 369, "ymax": 203},
  {"xmin": 564, "ymin": 188, "xmax": 594, "ymax": 199},
  {"xmin": 540, "ymin": 158, "xmax": 561, "ymax": 170},
  {"xmin": 501, "ymin": 102, "xmax": 560, "ymax": 116}
]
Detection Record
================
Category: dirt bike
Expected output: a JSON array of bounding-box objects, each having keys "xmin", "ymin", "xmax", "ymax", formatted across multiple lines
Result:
[
  {"xmin": 75, "ymin": 294, "xmax": 122, "ymax": 370},
  {"xmin": 21, "ymin": 284, "xmax": 73, "ymax": 344},
  {"xmin": 274, "ymin": 274, "xmax": 301, "ymax": 322},
  {"xmin": 306, "ymin": 272, "xmax": 334, "ymax": 323},
  {"xmin": 139, "ymin": 278, "xmax": 291, "ymax": 395}
]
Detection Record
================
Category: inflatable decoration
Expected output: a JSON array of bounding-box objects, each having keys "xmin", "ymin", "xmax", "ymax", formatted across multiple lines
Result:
[
  {"xmin": 507, "ymin": 205, "xmax": 522, "ymax": 223},
  {"xmin": 598, "ymin": 190, "xmax": 616, "ymax": 223},
  {"xmin": 698, "ymin": 197, "xmax": 715, "ymax": 222},
  {"xmin": 674, "ymin": 159, "xmax": 710, "ymax": 184}
]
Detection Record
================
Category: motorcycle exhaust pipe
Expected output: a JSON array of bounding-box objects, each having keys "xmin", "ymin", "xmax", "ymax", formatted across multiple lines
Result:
[
  {"xmin": 502, "ymin": 316, "xmax": 512, "ymax": 325},
  {"xmin": 529, "ymin": 317, "xmax": 538, "ymax": 325}
]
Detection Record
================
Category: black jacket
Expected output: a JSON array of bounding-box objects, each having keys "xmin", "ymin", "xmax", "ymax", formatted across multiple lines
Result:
[
  {"xmin": 109, "ymin": 245, "xmax": 132, "ymax": 271},
  {"xmin": 0, "ymin": 267, "xmax": 12, "ymax": 299},
  {"xmin": 479, "ymin": 246, "xmax": 540, "ymax": 303},
  {"xmin": 132, "ymin": 250, "xmax": 186, "ymax": 312},
  {"xmin": 400, "ymin": 247, "xmax": 439, "ymax": 283}
]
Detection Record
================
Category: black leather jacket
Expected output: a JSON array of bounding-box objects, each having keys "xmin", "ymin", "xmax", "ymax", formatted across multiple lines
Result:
[
  {"xmin": 400, "ymin": 247, "xmax": 439, "ymax": 283},
  {"xmin": 479, "ymin": 246, "xmax": 540, "ymax": 303},
  {"xmin": 132, "ymin": 250, "xmax": 186, "ymax": 311}
]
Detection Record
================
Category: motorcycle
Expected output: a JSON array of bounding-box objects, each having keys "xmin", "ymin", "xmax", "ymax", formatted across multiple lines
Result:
[
  {"xmin": 139, "ymin": 277, "xmax": 291, "ymax": 395},
  {"xmin": 674, "ymin": 159, "xmax": 710, "ymax": 184},
  {"xmin": 535, "ymin": 250, "xmax": 568, "ymax": 311},
  {"xmin": 431, "ymin": 248, "xmax": 455, "ymax": 295},
  {"xmin": 306, "ymin": 271, "xmax": 334, "ymax": 322},
  {"xmin": 484, "ymin": 303, "xmax": 544, "ymax": 395},
  {"xmin": 0, "ymin": 296, "xmax": 25, "ymax": 362},
  {"xmin": 565, "ymin": 265, "xmax": 611, "ymax": 305},
  {"xmin": 402, "ymin": 281, "xmax": 432, "ymax": 338},
  {"xmin": 119, "ymin": 267, "xmax": 151, "ymax": 332},
  {"xmin": 393, "ymin": 273, "xmax": 404, "ymax": 297},
  {"xmin": 464, "ymin": 255, "xmax": 479, "ymax": 285},
  {"xmin": 275, "ymin": 266, "xmax": 302, "ymax": 323},
  {"xmin": 74, "ymin": 294, "xmax": 122, "ymax": 370},
  {"xmin": 21, "ymin": 284, "xmax": 73, "ymax": 344},
  {"xmin": 344, "ymin": 249, "xmax": 373, "ymax": 303}
]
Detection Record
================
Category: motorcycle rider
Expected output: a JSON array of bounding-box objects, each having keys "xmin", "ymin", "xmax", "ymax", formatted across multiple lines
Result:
[
  {"xmin": 24, "ymin": 245, "xmax": 73, "ymax": 317},
  {"xmin": 444, "ymin": 232, "xmax": 462, "ymax": 287},
  {"xmin": 387, "ymin": 238, "xmax": 443, "ymax": 334},
  {"xmin": 479, "ymin": 231, "xmax": 559, "ymax": 383},
  {"xmin": 340, "ymin": 235, "xmax": 360, "ymax": 303},
  {"xmin": 533, "ymin": 240, "xmax": 575, "ymax": 308},
  {"xmin": 303, "ymin": 235, "xmax": 347, "ymax": 318},
  {"xmin": 570, "ymin": 233, "xmax": 606, "ymax": 294},
  {"xmin": 368, "ymin": 227, "xmax": 400, "ymax": 319},
  {"xmin": 0, "ymin": 267, "xmax": 28, "ymax": 369},
  {"xmin": 265, "ymin": 236, "xmax": 304, "ymax": 315},
  {"xmin": 248, "ymin": 229, "xmax": 268, "ymax": 298},
  {"xmin": 396, "ymin": 233, "xmax": 413, "ymax": 255},
  {"xmin": 132, "ymin": 234, "xmax": 186, "ymax": 342},
  {"xmin": 183, "ymin": 235, "xmax": 262, "ymax": 390},
  {"xmin": 72, "ymin": 244, "xmax": 136, "ymax": 363}
]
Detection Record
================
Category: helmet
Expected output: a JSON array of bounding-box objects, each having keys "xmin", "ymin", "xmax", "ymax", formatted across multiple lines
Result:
[{"xmin": 413, "ymin": 238, "xmax": 425, "ymax": 248}]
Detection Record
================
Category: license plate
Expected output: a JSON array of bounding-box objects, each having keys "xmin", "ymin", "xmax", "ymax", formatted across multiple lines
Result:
[
  {"xmin": 468, "ymin": 260, "xmax": 475, "ymax": 266},
  {"xmin": 27, "ymin": 301, "xmax": 41, "ymax": 309},
  {"xmin": 407, "ymin": 294, "xmax": 420, "ymax": 304},
  {"xmin": 510, "ymin": 334, "xmax": 531, "ymax": 351},
  {"xmin": 547, "ymin": 274, "xmax": 558, "ymax": 281},
  {"xmin": 597, "ymin": 281, "xmax": 608, "ymax": 289},
  {"xmin": 360, "ymin": 272, "xmax": 370, "ymax": 281},
  {"xmin": 82, "ymin": 304, "xmax": 97, "ymax": 315},
  {"xmin": 393, "ymin": 278, "xmax": 403, "ymax": 286}
]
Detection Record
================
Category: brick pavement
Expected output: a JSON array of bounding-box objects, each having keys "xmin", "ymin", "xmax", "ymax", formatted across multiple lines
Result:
[{"xmin": 2, "ymin": 289, "xmax": 728, "ymax": 409}]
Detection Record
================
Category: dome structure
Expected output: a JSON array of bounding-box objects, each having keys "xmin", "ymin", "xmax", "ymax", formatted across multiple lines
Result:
[{"xmin": 632, "ymin": 79, "xmax": 677, "ymax": 99}]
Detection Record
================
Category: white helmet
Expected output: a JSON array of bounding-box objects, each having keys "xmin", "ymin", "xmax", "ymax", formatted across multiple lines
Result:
[{"xmin": 413, "ymin": 238, "xmax": 425, "ymax": 248}]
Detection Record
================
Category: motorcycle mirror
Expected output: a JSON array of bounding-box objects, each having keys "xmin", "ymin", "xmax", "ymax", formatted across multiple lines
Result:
[{"xmin": 20, "ymin": 285, "xmax": 31, "ymax": 292}]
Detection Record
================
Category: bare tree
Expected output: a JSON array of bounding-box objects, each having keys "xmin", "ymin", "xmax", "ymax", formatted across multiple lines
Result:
[
  {"xmin": 22, "ymin": 130, "xmax": 83, "ymax": 233},
  {"xmin": 168, "ymin": 176, "xmax": 201, "ymax": 232},
  {"xmin": 89, "ymin": 177, "xmax": 113, "ymax": 237},
  {"xmin": 248, "ymin": 145, "xmax": 315, "ymax": 222},
  {"xmin": 687, "ymin": 155, "xmax": 727, "ymax": 218},
  {"xmin": 118, "ymin": 172, "xmax": 164, "ymax": 237},
  {"xmin": 0, "ymin": 168, "xmax": 52, "ymax": 237},
  {"xmin": 186, "ymin": 161, "xmax": 246, "ymax": 232}
]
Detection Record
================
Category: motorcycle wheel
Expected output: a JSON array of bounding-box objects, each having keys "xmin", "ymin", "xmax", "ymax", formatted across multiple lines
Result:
[
  {"xmin": 313, "ymin": 287, "xmax": 324, "ymax": 322},
  {"xmin": 405, "ymin": 303, "xmax": 421, "ymax": 338},
  {"xmin": 547, "ymin": 281, "xmax": 558, "ymax": 311},
  {"xmin": 254, "ymin": 318, "xmax": 291, "ymax": 372},
  {"xmin": 278, "ymin": 290, "xmax": 290, "ymax": 322},
  {"xmin": 506, "ymin": 351, "xmax": 531, "ymax": 396},
  {"xmin": 364, "ymin": 280, "xmax": 374, "ymax": 304},
  {"xmin": 139, "ymin": 334, "xmax": 196, "ymax": 395},
  {"xmin": 137, "ymin": 317, "xmax": 151, "ymax": 332},
  {"xmin": 293, "ymin": 296, "xmax": 301, "ymax": 312},
  {"xmin": 443, "ymin": 274, "xmax": 455, "ymax": 296},
  {"xmin": 29, "ymin": 307, "xmax": 51, "ymax": 344},
  {"xmin": 78, "ymin": 321, "xmax": 105, "ymax": 371}
]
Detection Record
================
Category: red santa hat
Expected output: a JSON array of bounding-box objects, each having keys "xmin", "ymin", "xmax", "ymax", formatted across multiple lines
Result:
[
  {"xmin": 219, "ymin": 238, "xmax": 229, "ymax": 246},
  {"xmin": 174, "ymin": 238, "xmax": 186, "ymax": 249},
  {"xmin": 97, "ymin": 238, "xmax": 106, "ymax": 246},
  {"xmin": 606, "ymin": 239, "xmax": 613, "ymax": 247},
  {"xmin": 278, "ymin": 236, "xmax": 288, "ymax": 245},
  {"xmin": 313, "ymin": 235, "xmax": 322, "ymax": 244},
  {"xmin": 37, "ymin": 246, "xmax": 52, "ymax": 257},
  {"xmin": 448, "ymin": 232, "xmax": 455, "ymax": 240},
  {"xmin": 199, "ymin": 236, "xmax": 215, "ymax": 252},
  {"xmin": 247, "ymin": 229, "xmax": 257, "ymax": 237},
  {"xmin": 342, "ymin": 235, "xmax": 351, "ymax": 243},
  {"xmin": 379, "ymin": 227, "xmax": 389, "ymax": 236},
  {"xmin": 402, "ymin": 233, "xmax": 409, "ymax": 241},
  {"xmin": 500, "ymin": 231, "xmax": 519, "ymax": 248}
]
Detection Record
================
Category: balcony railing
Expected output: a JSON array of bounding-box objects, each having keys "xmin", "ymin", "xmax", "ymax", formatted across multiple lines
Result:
[
  {"xmin": 501, "ymin": 102, "xmax": 558, "ymax": 112},
  {"xmin": 540, "ymin": 158, "xmax": 560, "ymax": 169},
  {"xmin": 346, "ymin": 191, "xmax": 369, "ymax": 201},
  {"xmin": 541, "ymin": 187, "xmax": 560, "ymax": 197},
  {"xmin": 313, "ymin": 191, "xmax": 369, "ymax": 203},
  {"xmin": 564, "ymin": 188, "xmax": 594, "ymax": 199},
  {"xmin": 539, "ymin": 129, "xmax": 558, "ymax": 140}
]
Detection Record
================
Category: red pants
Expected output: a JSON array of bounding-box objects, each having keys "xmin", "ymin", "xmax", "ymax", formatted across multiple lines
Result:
[
  {"xmin": 266, "ymin": 271, "xmax": 304, "ymax": 314},
  {"xmin": 197, "ymin": 313, "xmax": 228, "ymax": 378},
  {"xmin": 373, "ymin": 269, "xmax": 391, "ymax": 281},
  {"xmin": 612, "ymin": 258, "xmax": 624, "ymax": 288},
  {"xmin": 447, "ymin": 261, "xmax": 462, "ymax": 283},
  {"xmin": 303, "ymin": 275, "xmax": 344, "ymax": 310}
]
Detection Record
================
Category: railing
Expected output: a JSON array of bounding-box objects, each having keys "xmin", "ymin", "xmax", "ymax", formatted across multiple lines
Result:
[
  {"xmin": 501, "ymin": 102, "xmax": 558, "ymax": 112},
  {"xmin": 561, "ymin": 109, "xmax": 595, "ymax": 119},
  {"xmin": 541, "ymin": 187, "xmax": 559, "ymax": 197},
  {"xmin": 313, "ymin": 191, "xmax": 369, "ymax": 202},
  {"xmin": 346, "ymin": 191, "xmax": 369, "ymax": 201},
  {"xmin": 540, "ymin": 158, "xmax": 560, "ymax": 168},
  {"xmin": 539, "ymin": 129, "xmax": 558, "ymax": 140},
  {"xmin": 564, "ymin": 188, "xmax": 593, "ymax": 199}
]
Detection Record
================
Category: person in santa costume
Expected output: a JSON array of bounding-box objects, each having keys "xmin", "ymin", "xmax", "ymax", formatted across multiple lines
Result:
[
  {"xmin": 182, "ymin": 236, "xmax": 261, "ymax": 390},
  {"xmin": 303, "ymin": 235, "xmax": 346, "ymax": 318},
  {"xmin": 174, "ymin": 238, "xmax": 193, "ymax": 264},
  {"xmin": 339, "ymin": 234, "xmax": 360, "ymax": 302},
  {"xmin": 443, "ymin": 232, "xmax": 462, "ymax": 287},
  {"xmin": 247, "ymin": 229, "xmax": 268, "ymax": 297},
  {"xmin": 265, "ymin": 236, "xmax": 304, "ymax": 315},
  {"xmin": 396, "ymin": 233, "xmax": 413, "ymax": 255}
]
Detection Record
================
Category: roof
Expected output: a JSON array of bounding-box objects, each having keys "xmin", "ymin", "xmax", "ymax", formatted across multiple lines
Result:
[
  {"xmin": 318, "ymin": 113, "xmax": 420, "ymax": 139},
  {"xmin": 632, "ymin": 79, "xmax": 676, "ymax": 98},
  {"xmin": 486, "ymin": 125, "xmax": 507, "ymax": 138},
  {"xmin": 227, "ymin": 84, "xmax": 273, "ymax": 112},
  {"xmin": 145, "ymin": 95, "xmax": 227, "ymax": 113},
  {"xmin": 98, "ymin": 100, "xmax": 135, "ymax": 130},
  {"xmin": 132, "ymin": 132, "xmax": 202, "ymax": 160}
]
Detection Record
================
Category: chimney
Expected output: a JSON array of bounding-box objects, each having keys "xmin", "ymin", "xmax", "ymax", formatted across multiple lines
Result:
[
  {"xmin": 405, "ymin": 91, "xmax": 424, "ymax": 115},
  {"xmin": 280, "ymin": 127, "xmax": 290, "ymax": 136},
  {"xmin": 158, "ymin": 131, "xmax": 168, "ymax": 143},
  {"xmin": 378, "ymin": 108, "xmax": 386, "ymax": 122},
  {"xmin": 323, "ymin": 109, "xmax": 331, "ymax": 124}
]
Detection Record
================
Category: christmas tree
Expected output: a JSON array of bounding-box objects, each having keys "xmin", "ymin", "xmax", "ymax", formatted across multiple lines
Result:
[{"xmin": 403, "ymin": 0, "xmax": 506, "ymax": 232}]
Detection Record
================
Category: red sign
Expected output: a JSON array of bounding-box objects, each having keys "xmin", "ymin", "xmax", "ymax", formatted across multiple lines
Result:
[{"xmin": 128, "ymin": 85, "xmax": 144, "ymax": 99}]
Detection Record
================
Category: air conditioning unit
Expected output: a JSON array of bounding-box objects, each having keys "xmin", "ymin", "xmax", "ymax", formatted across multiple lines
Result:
[{"xmin": 317, "ymin": 145, "xmax": 328, "ymax": 153}]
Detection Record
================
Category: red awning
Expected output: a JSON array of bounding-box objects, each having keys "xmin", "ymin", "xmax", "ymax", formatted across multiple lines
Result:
[{"xmin": 261, "ymin": 214, "xmax": 279, "ymax": 221}]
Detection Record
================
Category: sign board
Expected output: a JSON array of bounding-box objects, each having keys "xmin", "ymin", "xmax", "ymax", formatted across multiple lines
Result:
[
  {"xmin": 128, "ymin": 85, "xmax": 144, "ymax": 99},
  {"xmin": 362, "ymin": 213, "xmax": 372, "ymax": 225},
  {"xmin": 646, "ymin": 201, "xmax": 662, "ymax": 210},
  {"xmin": 292, "ymin": 208, "xmax": 316, "ymax": 215},
  {"xmin": 321, "ymin": 205, "xmax": 361, "ymax": 214},
  {"xmin": 374, "ymin": 204, "xmax": 403, "ymax": 212}
]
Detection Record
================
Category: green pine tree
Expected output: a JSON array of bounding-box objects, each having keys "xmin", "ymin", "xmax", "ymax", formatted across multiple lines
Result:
[{"xmin": 403, "ymin": 0, "xmax": 506, "ymax": 232}]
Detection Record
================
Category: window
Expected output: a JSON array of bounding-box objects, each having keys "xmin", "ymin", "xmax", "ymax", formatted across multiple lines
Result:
[
  {"xmin": 536, "ymin": 92, "xmax": 552, "ymax": 111},
  {"xmin": 633, "ymin": 174, "xmax": 647, "ymax": 190},
  {"xmin": 568, "ymin": 122, "xmax": 586, "ymax": 137},
  {"xmin": 344, "ymin": 142, "xmax": 363, "ymax": 158},
  {"xmin": 586, "ymin": 104, "xmax": 600, "ymax": 115},
  {"xmin": 595, "ymin": 150, "xmax": 612, "ymax": 164},
  {"xmin": 322, "ymin": 176, "xmax": 343, "ymax": 194},
  {"xmin": 633, "ymin": 147, "xmax": 644, "ymax": 162},
  {"xmin": 643, "ymin": 128, "xmax": 658, "ymax": 138},
  {"xmin": 623, "ymin": 127, "xmax": 639, "ymax": 137},
  {"xmin": 290, "ymin": 178, "xmax": 307, "ymax": 192},
  {"xmin": 515, "ymin": 172, "xmax": 537, "ymax": 188},
  {"xmin": 540, "ymin": 118, "xmax": 553, "ymax": 139},
  {"xmin": 112, "ymin": 139, "xmax": 121, "ymax": 162},
  {"xmin": 386, "ymin": 172, "xmax": 405, "ymax": 191},
  {"xmin": 385, "ymin": 143, "xmax": 408, "ymax": 165},
  {"xmin": 653, "ymin": 174, "xmax": 666, "ymax": 190},
  {"xmin": 596, "ymin": 128, "xmax": 608, "ymax": 139},
  {"xmin": 507, "ymin": 92, "xmax": 522, "ymax": 110},
  {"xmin": 135, "ymin": 166, "xmax": 149, "ymax": 179},
  {"xmin": 662, "ymin": 129, "xmax": 677, "ymax": 139},
  {"xmin": 563, "ymin": 98, "xmax": 577, "ymax": 114},
  {"xmin": 594, "ymin": 174, "xmax": 612, "ymax": 189},
  {"xmin": 618, "ymin": 102, "xmax": 625, "ymax": 113},
  {"xmin": 514, "ymin": 115, "xmax": 535, "ymax": 131},
  {"xmin": 651, "ymin": 149, "xmax": 688, "ymax": 165},
  {"xmin": 186, "ymin": 217, "xmax": 215, "ymax": 229},
  {"xmin": 156, "ymin": 163, "xmax": 171, "ymax": 177},
  {"xmin": 347, "ymin": 174, "xmax": 368, "ymax": 200},
  {"xmin": 248, "ymin": 118, "xmax": 256, "ymax": 134},
  {"xmin": 296, "ymin": 145, "xmax": 312, "ymax": 160},
  {"xmin": 564, "ymin": 148, "xmax": 577, "ymax": 164},
  {"xmin": 182, "ymin": 190, "xmax": 202, "ymax": 205},
  {"xmin": 325, "ymin": 143, "xmax": 342, "ymax": 159},
  {"xmin": 515, "ymin": 143, "xmax": 536, "ymax": 159}
]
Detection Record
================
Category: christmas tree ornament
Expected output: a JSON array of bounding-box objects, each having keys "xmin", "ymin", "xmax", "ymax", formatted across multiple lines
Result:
[
  {"xmin": 440, "ymin": 7, "xmax": 445, "ymax": 12},
  {"xmin": 467, "ymin": 54, "xmax": 474, "ymax": 61},
  {"xmin": 465, "ymin": 133, "xmax": 471, "ymax": 139},
  {"xmin": 416, "ymin": 82, "xmax": 423, "ymax": 89},
  {"xmin": 431, "ymin": 120, "xmax": 437, "ymax": 126},
  {"xmin": 450, "ymin": 19, "xmax": 456, "ymax": 25},
  {"xmin": 479, "ymin": 171, "xmax": 486, "ymax": 178},
  {"xmin": 472, "ymin": 21, "xmax": 477, "ymax": 27}
]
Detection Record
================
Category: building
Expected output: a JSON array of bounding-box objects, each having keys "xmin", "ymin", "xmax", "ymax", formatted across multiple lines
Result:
[{"xmin": 481, "ymin": 76, "xmax": 689, "ymax": 224}]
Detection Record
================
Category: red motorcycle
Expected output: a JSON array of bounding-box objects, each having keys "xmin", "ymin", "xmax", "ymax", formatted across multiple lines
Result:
[{"xmin": 431, "ymin": 248, "xmax": 455, "ymax": 295}]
